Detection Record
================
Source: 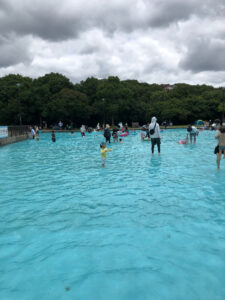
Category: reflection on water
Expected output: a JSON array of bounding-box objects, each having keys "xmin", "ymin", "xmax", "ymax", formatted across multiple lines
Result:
[{"xmin": 150, "ymin": 155, "xmax": 162, "ymax": 169}]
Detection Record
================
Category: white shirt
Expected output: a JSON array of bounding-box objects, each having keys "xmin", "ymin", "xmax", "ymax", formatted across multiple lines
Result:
[
  {"xmin": 191, "ymin": 126, "xmax": 197, "ymax": 133},
  {"xmin": 149, "ymin": 123, "xmax": 161, "ymax": 138},
  {"xmin": 80, "ymin": 126, "xmax": 85, "ymax": 133},
  {"xmin": 215, "ymin": 129, "xmax": 220, "ymax": 139}
]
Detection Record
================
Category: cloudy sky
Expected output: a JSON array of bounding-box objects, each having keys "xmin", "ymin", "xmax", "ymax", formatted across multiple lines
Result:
[{"xmin": 0, "ymin": 0, "xmax": 225, "ymax": 86}]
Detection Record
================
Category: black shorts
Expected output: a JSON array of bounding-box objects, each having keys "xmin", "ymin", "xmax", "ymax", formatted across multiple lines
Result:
[
  {"xmin": 151, "ymin": 138, "xmax": 161, "ymax": 146},
  {"xmin": 214, "ymin": 145, "xmax": 224, "ymax": 154}
]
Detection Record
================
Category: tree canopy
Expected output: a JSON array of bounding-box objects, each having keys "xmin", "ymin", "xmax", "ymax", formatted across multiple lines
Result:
[{"xmin": 0, "ymin": 73, "xmax": 224, "ymax": 126}]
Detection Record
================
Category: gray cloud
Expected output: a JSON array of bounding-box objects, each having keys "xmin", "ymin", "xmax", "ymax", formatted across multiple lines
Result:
[
  {"xmin": 0, "ymin": 0, "xmax": 223, "ymax": 42},
  {"xmin": 0, "ymin": 35, "xmax": 31, "ymax": 67},
  {"xmin": 147, "ymin": 0, "xmax": 196, "ymax": 27},
  {"xmin": 0, "ymin": 0, "xmax": 224, "ymax": 86},
  {"xmin": 180, "ymin": 39, "xmax": 225, "ymax": 72},
  {"xmin": 0, "ymin": 1, "xmax": 82, "ymax": 41}
]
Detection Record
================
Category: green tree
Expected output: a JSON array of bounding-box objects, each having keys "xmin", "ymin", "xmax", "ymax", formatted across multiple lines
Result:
[{"xmin": 43, "ymin": 88, "xmax": 91, "ymax": 126}]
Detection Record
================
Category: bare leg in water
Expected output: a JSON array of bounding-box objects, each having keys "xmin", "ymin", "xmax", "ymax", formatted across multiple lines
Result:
[{"xmin": 217, "ymin": 151, "xmax": 222, "ymax": 170}]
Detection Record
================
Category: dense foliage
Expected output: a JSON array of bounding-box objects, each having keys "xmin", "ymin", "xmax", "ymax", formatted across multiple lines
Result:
[{"xmin": 0, "ymin": 73, "xmax": 224, "ymax": 127}]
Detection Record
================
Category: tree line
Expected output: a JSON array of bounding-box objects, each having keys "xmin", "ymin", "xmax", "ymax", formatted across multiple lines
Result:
[{"xmin": 0, "ymin": 72, "xmax": 224, "ymax": 127}]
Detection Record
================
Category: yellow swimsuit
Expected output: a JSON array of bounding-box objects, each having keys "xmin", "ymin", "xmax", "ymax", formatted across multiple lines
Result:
[{"xmin": 100, "ymin": 148, "xmax": 107, "ymax": 158}]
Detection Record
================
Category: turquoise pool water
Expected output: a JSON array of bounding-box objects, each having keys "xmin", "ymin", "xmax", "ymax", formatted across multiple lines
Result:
[{"xmin": 0, "ymin": 129, "xmax": 225, "ymax": 300}]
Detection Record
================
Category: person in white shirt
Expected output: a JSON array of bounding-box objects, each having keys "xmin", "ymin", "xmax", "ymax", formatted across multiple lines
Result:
[
  {"xmin": 187, "ymin": 125, "xmax": 198, "ymax": 144},
  {"xmin": 30, "ymin": 127, "xmax": 35, "ymax": 139},
  {"xmin": 58, "ymin": 121, "xmax": 63, "ymax": 130},
  {"xmin": 80, "ymin": 125, "xmax": 86, "ymax": 137},
  {"xmin": 149, "ymin": 117, "xmax": 161, "ymax": 155}
]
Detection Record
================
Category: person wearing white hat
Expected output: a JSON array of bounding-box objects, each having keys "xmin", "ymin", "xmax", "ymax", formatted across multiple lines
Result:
[{"xmin": 149, "ymin": 117, "xmax": 161, "ymax": 155}]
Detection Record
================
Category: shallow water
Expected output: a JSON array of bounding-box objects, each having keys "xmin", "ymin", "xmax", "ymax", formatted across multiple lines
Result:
[{"xmin": 0, "ymin": 130, "xmax": 225, "ymax": 300}]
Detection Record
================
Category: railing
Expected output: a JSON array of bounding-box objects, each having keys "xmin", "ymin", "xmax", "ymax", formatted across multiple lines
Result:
[{"xmin": 8, "ymin": 126, "xmax": 30, "ymax": 137}]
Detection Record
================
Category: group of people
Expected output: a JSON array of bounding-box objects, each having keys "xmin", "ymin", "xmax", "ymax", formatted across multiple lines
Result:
[
  {"xmin": 30, "ymin": 117, "xmax": 225, "ymax": 170},
  {"xmin": 30, "ymin": 126, "xmax": 56, "ymax": 142},
  {"xmin": 185, "ymin": 123, "xmax": 225, "ymax": 169},
  {"xmin": 100, "ymin": 118, "xmax": 161, "ymax": 167},
  {"xmin": 100, "ymin": 117, "xmax": 225, "ymax": 170},
  {"xmin": 203, "ymin": 119, "xmax": 225, "ymax": 130},
  {"xmin": 103, "ymin": 125, "xmax": 123, "ymax": 144},
  {"xmin": 162, "ymin": 120, "xmax": 173, "ymax": 129}
]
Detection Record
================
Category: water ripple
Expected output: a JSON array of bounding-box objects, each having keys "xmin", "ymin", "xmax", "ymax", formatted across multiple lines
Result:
[{"xmin": 1, "ymin": 130, "xmax": 225, "ymax": 300}]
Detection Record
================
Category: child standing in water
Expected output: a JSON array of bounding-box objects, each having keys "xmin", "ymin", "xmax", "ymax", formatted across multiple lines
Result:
[
  {"xmin": 51, "ymin": 131, "xmax": 56, "ymax": 142},
  {"xmin": 100, "ymin": 142, "xmax": 112, "ymax": 167}
]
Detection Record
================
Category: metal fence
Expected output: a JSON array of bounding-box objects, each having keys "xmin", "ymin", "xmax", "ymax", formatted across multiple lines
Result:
[{"xmin": 8, "ymin": 126, "xmax": 30, "ymax": 137}]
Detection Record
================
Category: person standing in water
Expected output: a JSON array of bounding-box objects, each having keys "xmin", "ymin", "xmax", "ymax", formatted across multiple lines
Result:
[
  {"xmin": 104, "ymin": 124, "xmax": 111, "ymax": 143},
  {"xmin": 30, "ymin": 127, "xmax": 36, "ymax": 139},
  {"xmin": 187, "ymin": 125, "xmax": 198, "ymax": 144},
  {"xmin": 34, "ymin": 125, "xmax": 40, "ymax": 141},
  {"xmin": 80, "ymin": 125, "xmax": 86, "ymax": 137},
  {"xmin": 145, "ymin": 122, "xmax": 150, "ymax": 138},
  {"xmin": 112, "ymin": 127, "xmax": 119, "ymax": 142},
  {"xmin": 100, "ymin": 142, "xmax": 112, "ymax": 167},
  {"xmin": 149, "ymin": 117, "xmax": 161, "ymax": 155},
  {"xmin": 51, "ymin": 131, "xmax": 56, "ymax": 142},
  {"xmin": 215, "ymin": 126, "xmax": 225, "ymax": 170}
]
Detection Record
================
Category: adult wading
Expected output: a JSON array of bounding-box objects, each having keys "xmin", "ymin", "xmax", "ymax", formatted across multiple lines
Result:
[
  {"xmin": 149, "ymin": 117, "xmax": 161, "ymax": 155},
  {"xmin": 104, "ymin": 124, "xmax": 111, "ymax": 143}
]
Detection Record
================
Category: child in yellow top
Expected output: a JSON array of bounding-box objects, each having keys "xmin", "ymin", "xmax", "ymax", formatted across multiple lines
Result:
[{"xmin": 100, "ymin": 142, "xmax": 112, "ymax": 167}]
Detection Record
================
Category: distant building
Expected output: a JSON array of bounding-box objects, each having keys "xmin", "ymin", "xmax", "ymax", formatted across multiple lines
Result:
[{"xmin": 161, "ymin": 84, "xmax": 175, "ymax": 91}]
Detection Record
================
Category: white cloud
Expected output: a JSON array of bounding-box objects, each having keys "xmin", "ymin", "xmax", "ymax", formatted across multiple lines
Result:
[{"xmin": 0, "ymin": 0, "xmax": 224, "ymax": 86}]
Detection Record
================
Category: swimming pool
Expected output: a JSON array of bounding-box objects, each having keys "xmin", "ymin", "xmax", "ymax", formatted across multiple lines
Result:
[{"xmin": 0, "ymin": 130, "xmax": 225, "ymax": 300}]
